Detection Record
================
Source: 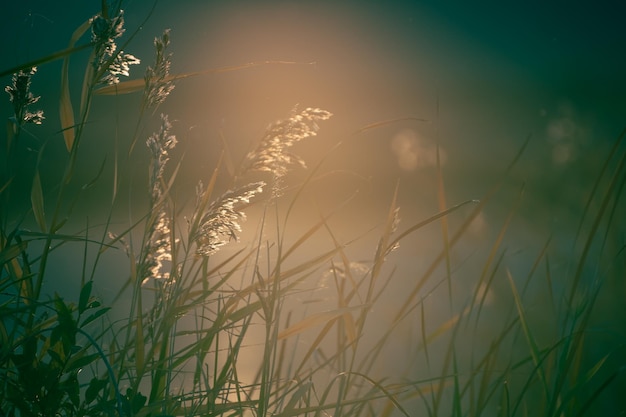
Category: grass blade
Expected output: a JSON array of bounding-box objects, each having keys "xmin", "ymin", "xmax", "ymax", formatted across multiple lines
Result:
[
  {"xmin": 0, "ymin": 43, "xmax": 93, "ymax": 78},
  {"xmin": 31, "ymin": 170, "xmax": 47, "ymax": 232},
  {"xmin": 94, "ymin": 60, "xmax": 316, "ymax": 95},
  {"xmin": 568, "ymin": 131, "xmax": 626, "ymax": 308},
  {"xmin": 78, "ymin": 280, "xmax": 93, "ymax": 314},
  {"xmin": 0, "ymin": 241, "xmax": 28, "ymax": 266},
  {"xmin": 386, "ymin": 199, "xmax": 478, "ymax": 254},
  {"xmin": 59, "ymin": 19, "xmax": 92, "ymax": 151},
  {"xmin": 572, "ymin": 371, "xmax": 618, "ymax": 417},
  {"xmin": 507, "ymin": 269, "xmax": 549, "ymax": 400}
]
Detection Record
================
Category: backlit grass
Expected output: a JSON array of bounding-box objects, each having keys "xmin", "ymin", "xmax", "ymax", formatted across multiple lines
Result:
[{"xmin": 1, "ymin": 2, "xmax": 624, "ymax": 416}]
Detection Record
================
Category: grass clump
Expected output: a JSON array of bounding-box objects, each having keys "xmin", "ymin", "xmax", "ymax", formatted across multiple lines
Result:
[{"xmin": 1, "ymin": 2, "xmax": 624, "ymax": 417}]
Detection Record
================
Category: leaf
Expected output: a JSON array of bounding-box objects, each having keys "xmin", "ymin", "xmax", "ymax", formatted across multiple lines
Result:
[
  {"xmin": 63, "ymin": 374, "xmax": 80, "ymax": 408},
  {"xmin": 82, "ymin": 157, "xmax": 107, "ymax": 190},
  {"xmin": 85, "ymin": 377, "xmax": 107, "ymax": 404},
  {"xmin": 386, "ymin": 198, "xmax": 478, "ymax": 254},
  {"xmin": 79, "ymin": 281, "xmax": 93, "ymax": 314},
  {"xmin": 0, "ymin": 43, "xmax": 93, "ymax": 78},
  {"xmin": 126, "ymin": 388, "xmax": 147, "ymax": 414},
  {"xmin": 508, "ymin": 270, "xmax": 549, "ymax": 395},
  {"xmin": 423, "ymin": 305, "xmax": 469, "ymax": 345},
  {"xmin": 60, "ymin": 60, "xmax": 75, "ymax": 151},
  {"xmin": 80, "ymin": 307, "xmax": 111, "ymax": 327},
  {"xmin": 65, "ymin": 352, "xmax": 100, "ymax": 373},
  {"xmin": 54, "ymin": 296, "xmax": 78, "ymax": 354},
  {"xmin": 0, "ymin": 241, "xmax": 28, "ymax": 266},
  {"xmin": 80, "ymin": 51, "xmax": 96, "ymax": 117},
  {"xmin": 6, "ymin": 119, "xmax": 16, "ymax": 153},
  {"xmin": 31, "ymin": 170, "xmax": 47, "ymax": 232},
  {"xmin": 134, "ymin": 307, "xmax": 145, "ymax": 373},
  {"xmin": 47, "ymin": 348, "xmax": 65, "ymax": 366},
  {"xmin": 351, "ymin": 116, "xmax": 429, "ymax": 136}
]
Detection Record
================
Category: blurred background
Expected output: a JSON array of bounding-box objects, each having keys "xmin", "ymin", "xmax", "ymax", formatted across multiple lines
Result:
[
  {"xmin": 1, "ymin": 0, "xmax": 625, "ymax": 414},
  {"xmin": 2, "ymin": 0, "xmax": 624, "ymax": 211}
]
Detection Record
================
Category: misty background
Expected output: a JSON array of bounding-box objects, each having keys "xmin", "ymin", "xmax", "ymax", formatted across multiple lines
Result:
[{"xmin": 1, "ymin": 1, "xmax": 624, "ymax": 413}]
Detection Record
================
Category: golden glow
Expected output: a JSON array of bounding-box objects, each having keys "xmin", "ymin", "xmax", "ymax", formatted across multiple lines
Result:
[{"xmin": 391, "ymin": 128, "xmax": 447, "ymax": 171}]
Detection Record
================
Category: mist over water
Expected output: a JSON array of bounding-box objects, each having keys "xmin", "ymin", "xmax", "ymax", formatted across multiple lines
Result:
[{"xmin": 2, "ymin": 1, "xmax": 624, "ymax": 415}]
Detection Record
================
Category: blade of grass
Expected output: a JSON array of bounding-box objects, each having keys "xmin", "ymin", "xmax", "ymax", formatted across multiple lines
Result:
[
  {"xmin": 458, "ymin": 316, "xmax": 519, "ymax": 401},
  {"xmin": 350, "ymin": 117, "xmax": 429, "ymax": 136},
  {"xmin": 568, "ymin": 131, "xmax": 626, "ymax": 308},
  {"xmin": 281, "ymin": 378, "xmax": 313, "ymax": 415},
  {"xmin": 507, "ymin": 269, "xmax": 549, "ymax": 401},
  {"xmin": 451, "ymin": 349, "xmax": 462, "ymax": 417},
  {"xmin": 16, "ymin": 230, "xmax": 117, "ymax": 248},
  {"xmin": 59, "ymin": 19, "xmax": 92, "ymax": 152},
  {"xmin": 335, "ymin": 270, "xmax": 358, "ymax": 351},
  {"xmin": 94, "ymin": 60, "xmax": 316, "ymax": 95},
  {"xmin": 420, "ymin": 298, "xmax": 430, "ymax": 368},
  {"xmin": 572, "ymin": 370, "xmax": 618, "ymax": 417},
  {"xmin": 470, "ymin": 183, "xmax": 524, "ymax": 330},
  {"xmin": 30, "ymin": 170, "xmax": 46, "ymax": 233},
  {"xmin": 433, "ymin": 98, "xmax": 453, "ymax": 308},
  {"xmin": 386, "ymin": 198, "xmax": 478, "ymax": 254},
  {"xmin": 0, "ymin": 241, "xmax": 28, "ymax": 266},
  {"xmin": 344, "ymin": 371, "xmax": 412, "ymax": 417},
  {"xmin": 387, "ymin": 135, "xmax": 530, "ymax": 351},
  {"xmin": 471, "ymin": 250, "xmax": 506, "ymax": 332},
  {"xmin": 370, "ymin": 180, "xmax": 400, "ymax": 297},
  {"xmin": 573, "ymin": 128, "xmax": 625, "ymax": 244},
  {"xmin": 430, "ymin": 300, "xmax": 465, "ymax": 416},
  {"xmin": 0, "ymin": 43, "xmax": 94, "ymax": 78},
  {"xmin": 225, "ymin": 246, "xmax": 341, "ymax": 312},
  {"xmin": 549, "ymin": 285, "xmax": 604, "ymax": 416}
]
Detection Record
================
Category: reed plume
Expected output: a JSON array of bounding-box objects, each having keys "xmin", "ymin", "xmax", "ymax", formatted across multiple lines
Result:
[
  {"xmin": 141, "ymin": 114, "xmax": 177, "ymax": 283},
  {"xmin": 4, "ymin": 67, "xmax": 45, "ymax": 126},
  {"xmin": 90, "ymin": 10, "xmax": 140, "ymax": 86},
  {"xmin": 191, "ymin": 181, "xmax": 265, "ymax": 257},
  {"xmin": 144, "ymin": 29, "xmax": 175, "ymax": 109},
  {"xmin": 244, "ymin": 106, "xmax": 332, "ymax": 179}
]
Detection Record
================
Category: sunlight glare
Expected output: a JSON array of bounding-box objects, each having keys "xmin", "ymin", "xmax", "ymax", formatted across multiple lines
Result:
[{"xmin": 391, "ymin": 128, "xmax": 447, "ymax": 171}]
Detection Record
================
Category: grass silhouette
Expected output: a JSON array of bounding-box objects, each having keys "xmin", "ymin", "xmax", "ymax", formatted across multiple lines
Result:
[{"xmin": 1, "ymin": 3, "xmax": 624, "ymax": 416}]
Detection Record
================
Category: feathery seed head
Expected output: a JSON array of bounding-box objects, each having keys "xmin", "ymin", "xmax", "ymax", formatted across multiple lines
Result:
[
  {"xmin": 90, "ymin": 10, "xmax": 140, "ymax": 85},
  {"xmin": 91, "ymin": 12, "xmax": 125, "ymax": 57},
  {"xmin": 146, "ymin": 114, "xmax": 177, "ymax": 201},
  {"xmin": 5, "ymin": 67, "xmax": 45, "ymax": 125},
  {"xmin": 100, "ymin": 52, "xmax": 140, "ymax": 85},
  {"xmin": 192, "ymin": 181, "xmax": 265, "ymax": 257},
  {"xmin": 244, "ymin": 107, "xmax": 332, "ymax": 179},
  {"xmin": 144, "ymin": 29, "xmax": 175, "ymax": 108},
  {"xmin": 141, "ymin": 114, "xmax": 178, "ymax": 284},
  {"xmin": 142, "ymin": 214, "xmax": 172, "ymax": 284}
]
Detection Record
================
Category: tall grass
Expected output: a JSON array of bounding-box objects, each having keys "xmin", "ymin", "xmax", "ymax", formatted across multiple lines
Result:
[{"xmin": 1, "ymin": 2, "xmax": 624, "ymax": 417}]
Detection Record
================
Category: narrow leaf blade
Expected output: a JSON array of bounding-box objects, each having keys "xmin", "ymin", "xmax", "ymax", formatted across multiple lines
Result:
[
  {"xmin": 59, "ymin": 19, "xmax": 91, "ymax": 151},
  {"xmin": 79, "ymin": 281, "xmax": 93, "ymax": 314},
  {"xmin": 31, "ymin": 170, "xmax": 47, "ymax": 232}
]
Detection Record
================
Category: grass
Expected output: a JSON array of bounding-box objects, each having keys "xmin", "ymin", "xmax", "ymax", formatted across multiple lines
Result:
[{"xmin": 1, "ymin": 2, "xmax": 625, "ymax": 416}]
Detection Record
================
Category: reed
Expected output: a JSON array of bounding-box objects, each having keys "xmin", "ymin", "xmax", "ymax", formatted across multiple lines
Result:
[{"xmin": 1, "ymin": 2, "xmax": 623, "ymax": 416}]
